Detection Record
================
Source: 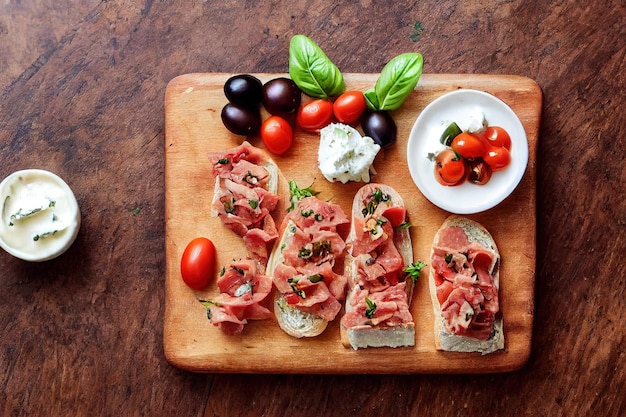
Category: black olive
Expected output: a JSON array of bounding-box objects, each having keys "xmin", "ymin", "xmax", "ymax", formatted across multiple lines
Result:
[
  {"xmin": 224, "ymin": 74, "xmax": 263, "ymax": 108},
  {"xmin": 262, "ymin": 77, "xmax": 302, "ymax": 115},
  {"xmin": 220, "ymin": 103, "xmax": 261, "ymax": 136},
  {"xmin": 361, "ymin": 111, "xmax": 397, "ymax": 148}
]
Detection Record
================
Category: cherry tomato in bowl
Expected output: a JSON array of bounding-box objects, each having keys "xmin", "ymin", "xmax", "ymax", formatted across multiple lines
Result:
[
  {"xmin": 333, "ymin": 91, "xmax": 367, "ymax": 124},
  {"xmin": 261, "ymin": 115, "xmax": 293, "ymax": 155},
  {"xmin": 483, "ymin": 146, "xmax": 512, "ymax": 171},
  {"xmin": 297, "ymin": 99, "xmax": 334, "ymax": 132},
  {"xmin": 483, "ymin": 126, "xmax": 512, "ymax": 150},
  {"xmin": 181, "ymin": 237, "xmax": 216, "ymax": 290},
  {"xmin": 434, "ymin": 148, "xmax": 466, "ymax": 186},
  {"xmin": 451, "ymin": 132, "xmax": 486, "ymax": 160}
]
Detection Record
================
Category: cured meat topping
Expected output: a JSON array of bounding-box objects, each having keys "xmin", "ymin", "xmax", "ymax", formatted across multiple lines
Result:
[
  {"xmin": 202, "ymin": 259, "xmax": 273, "ymax": 335},
  {"xmin": 432, "ymin": 226, "xmax": 499, "ymax": 340},
  {"xmin": 271, "ymin": 197, "xmax": 349, "ymax": 322},
  {"xmin": 209, "ymin": 142, "xmax": 280, "ymax": 264},
  {"xmin": 342, "ymin": 185, "xmax": 414, "ymax": 331}
]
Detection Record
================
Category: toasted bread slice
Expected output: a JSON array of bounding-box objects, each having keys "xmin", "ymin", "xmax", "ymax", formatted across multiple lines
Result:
[
  {"xmin": 429, "ymin": 215, "xmax": 504, "ymax": 354},
  {"xmin": 341, "ymin": 183, "xmax": 416, "ymax": 349}
]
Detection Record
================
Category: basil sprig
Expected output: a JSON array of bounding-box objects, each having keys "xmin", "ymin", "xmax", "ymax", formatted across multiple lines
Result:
[
  {"xmin": 288, "ymin": 34, "xmax": 345, "ymax": 99},
  {"xmin": 365, "ymin": 52, "xmax": 423, "ymax": 111}
]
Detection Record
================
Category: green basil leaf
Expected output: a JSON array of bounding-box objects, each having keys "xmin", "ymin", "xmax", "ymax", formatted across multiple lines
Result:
[
  {"xmin": 368, "ymin": 52, "xmax": 423, "ymax": 111},
  {"xmin": 288, "ymin": 34, "xmax": 345, "ymax": 99},
  {"xmin": 363, "ymin": 88, "xmax": 379, "ymax": 110}
]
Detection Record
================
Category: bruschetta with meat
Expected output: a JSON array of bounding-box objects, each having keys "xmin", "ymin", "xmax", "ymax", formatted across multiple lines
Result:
[
  {"xmin": 429, "ymin": 215, "xmax": 504, "ymax": 354},
  {"xmin": 267, "ymin": 195, "xmax": 349, "ymax": 338},
  {"xmin": 201, "ymin": 258, "xmax": 273, "ymax": 335},
  {"xmin": 340, "ymin": 183, "xmax": 417, "ymax": 349},
  {"xmin": 208, "ymin": 141, "xmax": 280, "ymax": 264}
]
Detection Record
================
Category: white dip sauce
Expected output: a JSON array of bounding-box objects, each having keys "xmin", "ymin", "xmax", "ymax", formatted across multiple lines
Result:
[{"xmin": 0, "ymin": 169, "xmax": 80, "ymax": 261}]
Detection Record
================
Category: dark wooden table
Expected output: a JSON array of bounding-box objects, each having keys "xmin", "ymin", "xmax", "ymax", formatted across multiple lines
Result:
[{"xmin": 1, "ymin": 1, "xmax": 624, "ymax": 415}]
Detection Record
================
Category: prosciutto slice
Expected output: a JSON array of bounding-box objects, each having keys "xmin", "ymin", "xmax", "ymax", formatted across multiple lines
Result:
[
  {"xmin": 270, "ymin": 197, "xmax": 349, "ymax": 322},
  {"xmin": 341, "ymin": 184, "xmax": 415, "ymax": 335},
  {"xmin": 204, "ymin": 259, "xmax": 273, "ymax": 335},
  {"xmin": 209, "ymin": 142, "xmax": 280, "ymax": 264},
  {"xmin": 432, "ymin": 225, "xmax": 499, "ymax": 340}
]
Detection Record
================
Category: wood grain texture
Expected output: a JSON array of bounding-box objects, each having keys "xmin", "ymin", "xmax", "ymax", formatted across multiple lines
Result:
[
  {"xmin": 0, "ymin": 0, "xmax": 624, "ymax": 415},
  {"xmin": 164, "ymin": 73, "xmax": 540, "ymax": 374}
]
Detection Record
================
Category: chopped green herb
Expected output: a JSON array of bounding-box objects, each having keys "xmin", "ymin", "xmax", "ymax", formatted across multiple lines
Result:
[
  {"xmin": 223, "ymin": 198, "xmax": 236, "ymax": 214},
  {"xmin": 404, "ymin": 261, "xmax": 427, "ymax": 282},
  {"xmin": 287, "ymin": 180, "xmax": 319, "ymax": 212},
  {"xmin": 308, "ymin": 273, "xmax": 324, "ymax": 283},
  {"xmin": 33, "ymin": 230, "xmax": 58, "ymax": 241},
  {"xmin": 198, "ymin": 299, "xmax": 221, "ymax": 320},
  {"xmin": 288, "ymin": 277, "xmax": 306, "ymax": 298},
  {"xmin": 249, "ymin": 200, "xmax": 259, "ymax": 209},
  {"xmin": 365, "ymin": 297, "xmax": 376, "ymax": 319},
  {"xmin": 132, "ymin": 206, "xmax": 141, "ymax": 216},
  {"xmin": 314, "ymin": 213, "xmax": 324, "ymax": 221},
  {"xmin": 298, "ymin": 247, "xmax": 312, "ymax": 258},
  {"xmin": 218, "ymin": 158, "xmax": 230, "ymax": 164},
  {"xmin": 396, "ymin": 221, "xmax": 411, "ymax": 230},
  {"xmin": 301, "ymin": 209, "xmax": 314, "ymax": 217},
  {"xmin": 410, "ymin": 21, "xmax": 424, "ymax": 42}
]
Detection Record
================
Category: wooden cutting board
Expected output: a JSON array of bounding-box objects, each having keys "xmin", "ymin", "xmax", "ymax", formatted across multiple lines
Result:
[{"xmin": 164, "ymin": 73, "xmax": 541, "ymax": 374}]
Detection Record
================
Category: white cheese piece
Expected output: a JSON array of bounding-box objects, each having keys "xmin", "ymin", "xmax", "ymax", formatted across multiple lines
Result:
[
  {"xmin": 0, "ymin": 169, "xmax": 80, "ymax": 261},
  {"xmin": 458, "ymin": 108, "xmax": 487, "ymax": 134},
  {"xmin": 318, "ymin": 123, "xmax": 381, "ymax": 184}
]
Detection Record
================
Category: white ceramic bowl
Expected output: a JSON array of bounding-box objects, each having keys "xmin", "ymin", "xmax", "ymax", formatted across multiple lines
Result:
[
  {"xmin": 0, "ymin": 169, "xmax": 81, "ymax": 261},
  {"xmin": 406, "ymin": 89, "xmax": 528, "ymax": 214}
]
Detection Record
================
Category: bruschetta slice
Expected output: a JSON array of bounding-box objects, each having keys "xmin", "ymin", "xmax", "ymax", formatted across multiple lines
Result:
[
  {"xmin": 208, "ymin": 141, "xmax": 280, "ymax": 264},
  {"xmin": 200, "ymin": 258, "xmax": 273, "ymax": 335},
  {"xmin": 429, "ymin": 215, "xmax": 504, "ymax": 354},
  {"xmin": 267, "ymin": 195, "xmax": 349, "ymax": 338},
  {"xmin": 340, "ymin": 183, "xmax": 417, "ymax": 349}
]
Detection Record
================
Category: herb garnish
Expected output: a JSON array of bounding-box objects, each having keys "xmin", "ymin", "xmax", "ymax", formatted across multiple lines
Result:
[
  {"xmin": 308, "ymin": 274, "xmax": 324, "ymax": 283},
  {"xmin": 365, "ymin": 297, "xmax": 376, "ymax": 319},
  {"xmin": 287, "ymin": 180, "xmax": 319, "ymax": 212},
  {"xmin": 288, "ymin": 277, "xmax": 306, "ymax": 299},
  {"xmin": 410, "ymin": 21, "xmax": 424, "ymax": 42},
  {"xmin": 33, "ymin": 230, "xmax": 58, "ymax": 241},
  {"xmin": 404, "ymin": 261, "xmax": 427, "ymax": 282}
]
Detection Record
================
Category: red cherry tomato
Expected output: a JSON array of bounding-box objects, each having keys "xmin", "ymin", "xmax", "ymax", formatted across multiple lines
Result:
[
  {"xmin": 483, "ymin": 126, "xmax": 512, "ymax": 150},
  {"xmin": 483, "ymin": 146, "xmax": 511, "ymax": 171},
  {"xmin": 381, "ymin": 206, "xmax": 407, "ymax": 228},
  {"xmin": 180, "ymin": 237, "xmax": 216, "ymax": 290},
  {"xmin": 434, "ymin": 149, "xmax": 466, "ymax": 186},
  {"xmin": 297, "ymin": 99, "xmax": 334, "ymax": 132},
  {"xmin": 261, "ymin": 115, "xmax": 293, "ymax": 155},
  {"xmin": 451, "ymin": 132, "xmax": 487, "ymax": 160},
  {"xmin": 333, "ymin": 91, "xmax": 367, "ymax": 124}
]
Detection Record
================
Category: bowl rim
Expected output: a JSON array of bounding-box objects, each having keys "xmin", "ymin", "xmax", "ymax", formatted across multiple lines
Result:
[{"xmin": 406, "ymin": 88, "xmax": 529, "ymax": 214}]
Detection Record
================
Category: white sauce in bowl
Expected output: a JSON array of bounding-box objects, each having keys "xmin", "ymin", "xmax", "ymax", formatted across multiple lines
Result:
[{"xmin": 0, "ymin": 169, "xmax": 80, "ymax": 261}]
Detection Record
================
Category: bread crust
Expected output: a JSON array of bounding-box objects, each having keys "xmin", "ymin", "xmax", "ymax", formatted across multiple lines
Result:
[
  {"xmin": 341, "ymin": 183, "xmax": 415, "ymax": 349},
  {"xmin": 429, "ymin": 215, "xmax": 504, "ymax": 355}
]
